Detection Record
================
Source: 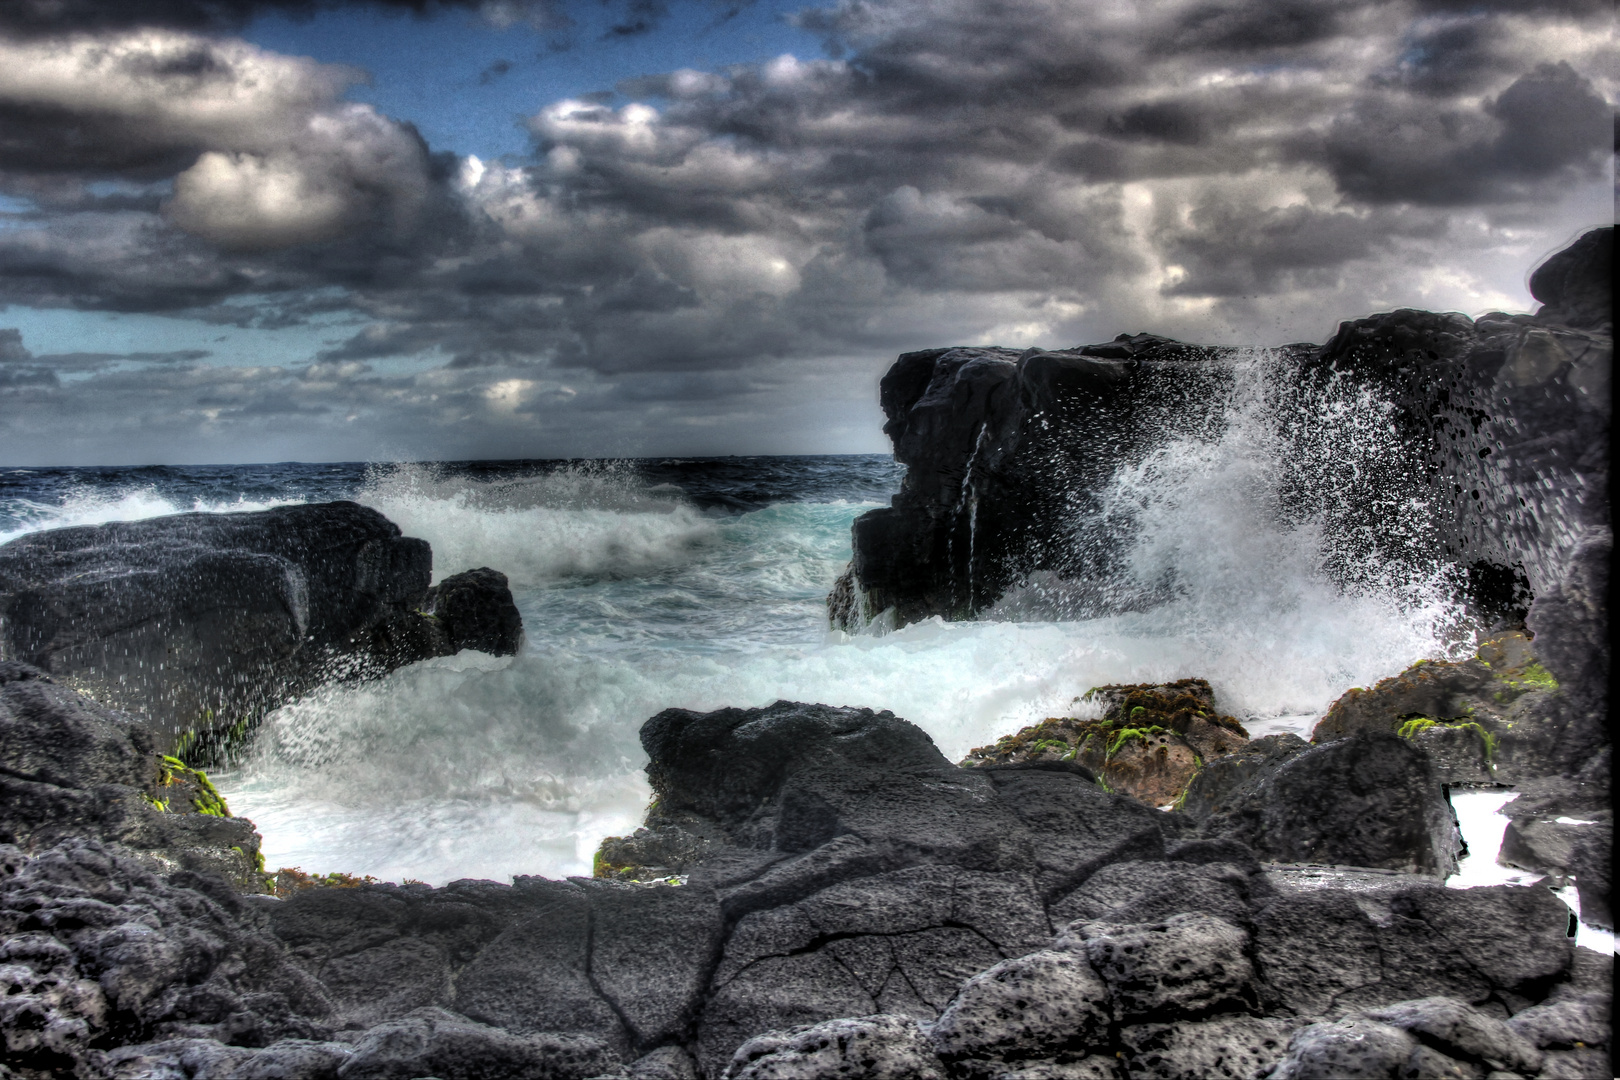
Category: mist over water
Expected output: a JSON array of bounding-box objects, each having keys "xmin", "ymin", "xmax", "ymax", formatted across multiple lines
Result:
[{"xmin": 0, "ymin": 359, "xmax": 1478, "ymax": 885}]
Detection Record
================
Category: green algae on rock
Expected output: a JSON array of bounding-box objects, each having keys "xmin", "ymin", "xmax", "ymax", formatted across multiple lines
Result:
[
  {"xmin": 1311, "ymin": 632, "xmax": 1582, "ymax": 782},
  {"xmin": 960, "ymin": 678, "xmax": 1249, "ymax": 808}
]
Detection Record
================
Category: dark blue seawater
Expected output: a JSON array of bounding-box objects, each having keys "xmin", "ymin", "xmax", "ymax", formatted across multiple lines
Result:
[{"xmin": 0, "ymin": 455, "xmax": 904, "ymax": 543}]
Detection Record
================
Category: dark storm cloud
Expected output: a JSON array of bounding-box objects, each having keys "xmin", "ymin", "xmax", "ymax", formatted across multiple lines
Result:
[
  {"xmin": 0, "ymin": 0, "xmax": 566, "ymax": 35},
  {"xmin": 1169, "ymin": 0, "xmax": 1344, "ymax": 52},
  {"xmin": 0, "ymin": 0, "xmax": 1613, "ymax": 461},
  {"xmin": 1321, "ymin": 62, "xmax": 1611, "ymax": 205}
]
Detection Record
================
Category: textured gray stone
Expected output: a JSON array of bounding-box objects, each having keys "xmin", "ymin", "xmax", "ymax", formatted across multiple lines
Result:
[
  {"xmin": 625, "ymin": 1044, "xmax": 701, "ymax": 1079},
  {"xmin": 1506, "ymin": 994, "xmax": 1611, "ymax": 1051},
  {"xmin": 986, "ymin": 1058, "xmax": 1121, "ymax": 1079},
  {"xmin": 1267, "ymin": 1018, "xmax": 1422, "ymax": 1079},
  {"xmin": 0, "ymin": 841, "xmax": 333, "ymax": 1078},
  {"xmin": 1065, "ymin": 913, "xmax": 1254, "ymax": 1021},
  {"xmin": 1538, "ymin": 1046, "xmax": 1614, "ymax": 1079},
  {"xmin": 1250, "ymin": 880, "xmax": 1572, "ymax": 1018},
  {"xmin": 1197, "ymin": 732, "xmax": 1461, "ymax": 876},
  {"xmin": 698, "ymin": 952, "xmax": 877, "ymax": 1079},
  {"xmin": 451, "ymin": 882, "xmax": 627, "ymax": 1051},
  {"xmin": 1047, "ymin": 859, "xmax": 1260, "ymax": 929},
  {"xmin": 584, "ymin": 879, "xmax": 724, "ymax": 1047},
  {"xmin": 1359, "ymin": 997, "xmax": 1541, "ymax": 1074},
  {"xmin": 980, "ymin": 766, "xmax": 1167, "ymax": 900},
  {"xmin": 1117, "ymin": 1016, "xmax": 1298, "ymax": 1080},
  {"xmin": 929, "ymin": 950, "xmax": 1111, "ymax": 1065},
  {"xmin": 722, "ymin": 1014, "xmax": 946, "ymax": 1079},
  {"xmin": 335, "ymin": 1007, "xmax": 615, "ymax": 1080}
]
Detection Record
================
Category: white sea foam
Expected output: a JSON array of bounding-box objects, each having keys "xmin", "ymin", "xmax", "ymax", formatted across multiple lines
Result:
[
  {"xmin": 0, "ymin": 487, "xmax": 301, "ymax": 545},
  {"xmin": 356, "ymin": 463, "xmax": 725, "ymax": 586}
]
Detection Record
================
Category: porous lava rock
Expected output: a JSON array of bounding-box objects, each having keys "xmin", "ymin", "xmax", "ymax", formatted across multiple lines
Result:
[{"xmin": 0, "ymin": 502, "xmax": 522, "ymax": 755}]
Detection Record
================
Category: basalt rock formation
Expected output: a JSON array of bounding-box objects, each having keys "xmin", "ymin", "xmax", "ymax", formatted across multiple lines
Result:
[
  {"xmin": 0, "ymin": 661, "xmax": 269, "ymax": 891},
  {"xmin": 3, "ymin": 695, "xmax": 1603, "ymax": 1079},
  {"xmin": 831, "ymin": 226, "xmax": 1611, "ymax": 632},
  {"xmin": 0, "ymin": 503, "xmax": 522, "ymax": 757}
]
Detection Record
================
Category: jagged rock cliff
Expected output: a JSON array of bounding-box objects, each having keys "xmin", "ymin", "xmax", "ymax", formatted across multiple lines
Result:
[{"xmin": 832, "ymin": 227, "xmax": 1611, "ymax": 632}]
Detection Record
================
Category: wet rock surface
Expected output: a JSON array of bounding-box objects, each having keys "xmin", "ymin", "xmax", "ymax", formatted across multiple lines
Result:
[
  {"xmin": 0, "ymin": 662, "xmax": 266, "ymax": 890},
  {"xmin": 1183, "ymin": 731, "xmax": 1461, "ymax": 875},
  {"xmin": 0, "ymin": 502, "xmax": 522, "ymax": 755},
  {"xmin": 960, "ymin": 679, "xmax": 1249, "ymax": 808}
]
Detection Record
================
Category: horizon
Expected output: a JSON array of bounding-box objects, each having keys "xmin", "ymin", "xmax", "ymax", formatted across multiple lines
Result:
[{"xmin": 0, "ymin": 0, "xmax": 1612, "ymax": 466}]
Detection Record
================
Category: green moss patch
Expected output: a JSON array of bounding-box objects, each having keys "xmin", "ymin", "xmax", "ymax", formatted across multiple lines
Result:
[
  {"xmin": 154, "ymin": 754, "xmax": 232, "ymax": 817},
  {"xmin": 1396, "ymin": 715, "xmax": 1499, "ymax": 759}
]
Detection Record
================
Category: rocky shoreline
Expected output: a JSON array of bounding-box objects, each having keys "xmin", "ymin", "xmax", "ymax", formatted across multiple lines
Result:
[{"xmin": 0, "ymin": 230, "xmax": 1611, "ymax": 1079}]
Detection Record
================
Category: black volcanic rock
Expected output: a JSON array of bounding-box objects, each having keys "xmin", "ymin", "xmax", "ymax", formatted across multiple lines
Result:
[
  {"xmin": 0, "ymin": 693, "xmax": 1607, "ymax": 1079},
  {"xmin": 1182, "ymin": 731, "xmax": 1462, "ymax": 875},
  {"xmin": 424, "ymin": 567, "xmax": 524, "ymax": 657},
  {"xmin": 831, "ymin": 336, "xmax": 1250, "ymax": 627},
  {"xmin": 0, "ymin": 502, "xmax": 523, "ymax": 755},
  {"xmin": 0, "ymin": 663, "xmax": 266, "ymax": 889},
  {"xmin": 834, "ymin": 228, "xmax": 1612, "ymax": 634}
]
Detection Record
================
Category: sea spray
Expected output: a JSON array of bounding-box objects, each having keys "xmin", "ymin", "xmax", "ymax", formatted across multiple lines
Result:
[
  {"xmin": 215, "ymin": 382, "xmax": 1469, "ymax": 883},
  {"xmin": 357, "ymin": 461, "xmax": 725, "ymax": 586}
]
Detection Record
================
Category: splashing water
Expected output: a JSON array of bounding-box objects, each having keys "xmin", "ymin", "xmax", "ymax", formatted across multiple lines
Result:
[
  {"xmin": 0, "ymin": 357, "xmax": 1485, "ymax": 887},
  {"xmin": 203, "ymin": 356, "xmax": 1481, "ymax": 885}
]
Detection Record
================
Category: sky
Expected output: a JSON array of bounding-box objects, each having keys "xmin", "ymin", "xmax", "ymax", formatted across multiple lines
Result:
[{"xmin": 0, "ymin": 0, "xmax": 1613, "ymax": 466}]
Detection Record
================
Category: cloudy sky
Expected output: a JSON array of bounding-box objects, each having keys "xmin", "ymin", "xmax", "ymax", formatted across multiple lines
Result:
[{"xmin": 0, "ymin": 0, "xmax": 1612, "ymax": 465}]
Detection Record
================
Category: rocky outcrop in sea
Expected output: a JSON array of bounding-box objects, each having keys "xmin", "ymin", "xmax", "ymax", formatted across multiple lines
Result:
[
  {"xmin": 0, "ymin": 502, "xmax": 522, "ymax": 758},
  {"xmin": 830, "ymin": 227, "xmax": 1610, "ymax": 632},
  {"xmin": 0, "ymin": 230, "xmax": 1610, "ymax": 1079}
]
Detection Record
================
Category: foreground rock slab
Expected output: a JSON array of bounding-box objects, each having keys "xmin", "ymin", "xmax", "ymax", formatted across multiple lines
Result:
[{"xmin": 0, "ymin": 694, "xmax": 1610, "ymax": 1078}]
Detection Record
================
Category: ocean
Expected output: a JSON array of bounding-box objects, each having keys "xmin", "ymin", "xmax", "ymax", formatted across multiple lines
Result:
[{"xmin": 8, "ymin": 352, "xmax": 1605, "ymax": 950}]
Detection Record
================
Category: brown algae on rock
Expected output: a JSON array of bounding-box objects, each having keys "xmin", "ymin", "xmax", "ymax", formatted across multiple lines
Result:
[{"xmin": 960, "ymin": 678, "xmax": 1249, "ymax": 807}]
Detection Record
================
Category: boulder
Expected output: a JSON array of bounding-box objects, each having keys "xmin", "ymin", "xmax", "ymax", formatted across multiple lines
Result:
[
  {"xmin": 1310, "ymin": 631, "xmax": 1598, "ymax": 782},
  {"xmin": 961, "ymin": 679, "xmax": 1249, "ymax": 808},
  {"xmin": 0, "ymin": 503, "xmax": 523, "ymax": 756},
  {"xmin": 1185, "ymin": 732, "xmax": 1460, "ymax": 875},
  {"xmin": 1116, "ymin": 1016, "xmax": 1298, "ymax": 1080},
  {"xmin": 1270, "ymin": 995, "xmax": 1546, "ymax": 1079},
  {"xmin": 1058, "ymin": 913, "xmax": 1257, "ymax": 1022},
  {"xmin": 927, "ymin": 950, "xmax": 1111, "ymax": 1067},
  {"xmin": 422, "ymin": 567, "xmax": 524, "ymax": 658},
  {"xmin": 1252, "ymin": 874, "xmax": 1573, "ymax": 1018}
]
